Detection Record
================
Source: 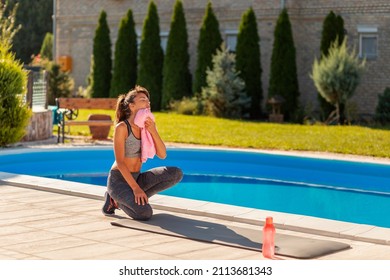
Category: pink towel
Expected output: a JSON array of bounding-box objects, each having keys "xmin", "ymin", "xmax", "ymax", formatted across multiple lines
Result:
[{"xmin": 134, "ymin": 108, "xmax": 156, "ymax": 162}]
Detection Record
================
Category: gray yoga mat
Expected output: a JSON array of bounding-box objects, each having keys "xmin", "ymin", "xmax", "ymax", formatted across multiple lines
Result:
[{"xmin": 111, "ymin": 213, "xmax": 351, "ymax": 259}]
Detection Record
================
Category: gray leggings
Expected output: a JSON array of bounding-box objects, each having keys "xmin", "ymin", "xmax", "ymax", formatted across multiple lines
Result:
[{"xmin": 107, "ymin": 167, "xmax": 183, "ymax": 220}]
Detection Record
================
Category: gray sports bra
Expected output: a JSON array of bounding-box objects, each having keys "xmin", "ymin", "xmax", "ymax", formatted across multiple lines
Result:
[{"xmin": 123, "ymin": 119, "xmax": 141, "ymax": 158}]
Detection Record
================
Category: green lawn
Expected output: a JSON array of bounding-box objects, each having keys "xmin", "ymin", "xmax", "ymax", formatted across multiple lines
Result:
[{"xmin": 56, "ymin": 109, "xmax": 390, "ymax": 158}]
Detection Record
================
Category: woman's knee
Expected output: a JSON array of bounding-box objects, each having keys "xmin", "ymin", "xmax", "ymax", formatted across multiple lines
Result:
[
  {"xmin": 169, "ymin": 166, "xmax": 183, "ymax": 183},
  {"xmin": 134, "ymin": 205, "xmax": 153, "ymax": 220}
]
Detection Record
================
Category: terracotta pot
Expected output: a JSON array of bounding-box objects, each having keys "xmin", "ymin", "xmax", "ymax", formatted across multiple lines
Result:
[
  {"xmin": 269, "ymin": 114, "xmax": 284, "ymax": 123},
  {"xmin": 87, "ymin": 114, "xmax": 112, "ymax": 139}
]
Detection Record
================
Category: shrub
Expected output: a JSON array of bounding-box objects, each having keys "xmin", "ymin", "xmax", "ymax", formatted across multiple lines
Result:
[
  {"xmin": 311, "ymin": 39, "xmax": 365, "ymax": 124},
  {"xmin": 110, "ymin": 9, "xmax": 137, "ymax": 98},
  {"xmin": 236, "ymin": 7, "xmax": 263, "ymax": 119},
  {"xmin": 169, "ymin": 97, "xmax": 199, "ymax": 115},
  {"xmin": 137, "ymin": 1, "xmax": 164, "ymax": 111},
  {"xmin": 0, "ymin": 45, "xmax": 31, "ymax": 146},
  {"xmin": 161, "ymin": 0, "xmax": 191, "ymax": 109},
  {"xmin": 375, "ymin": 88, "xmax": 390, "ymax": 124},
  {"xmin": 193, "ymin": 2, "xmax": 222, "ymax": 95},
  {"xmin": 91, "ymin": 10, "xmax": 112, "ymax": 98},
  {"xmin": 47, "ymin": 62, "xmax": 74, "ymax": 105},
  {"xmin": 0, "ymin": 2, "xmax": 31, "ymax": 146},
  {"xmin": 268, "ymin": 8, "xmax": 300, "ymax": 121},
  {"xmin": 201, "ymin": 43, "xmax": 250, "ymax": 118}
]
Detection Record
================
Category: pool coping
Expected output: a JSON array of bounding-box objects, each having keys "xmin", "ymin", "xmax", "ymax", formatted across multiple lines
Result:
[{"xmin": 1, "ymin": 170, "xmax": 390, "ymax": 246}]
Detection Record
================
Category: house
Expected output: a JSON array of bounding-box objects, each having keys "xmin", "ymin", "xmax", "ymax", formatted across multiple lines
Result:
[{"xmin": 54, "ymin": 0, "xmax": 390, "ymax": 117}]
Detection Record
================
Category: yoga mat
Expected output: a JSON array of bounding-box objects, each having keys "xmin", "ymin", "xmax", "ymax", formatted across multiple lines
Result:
[{"xmin": 111, "ymin": 213, "xmax": 351, "ymax": 259}]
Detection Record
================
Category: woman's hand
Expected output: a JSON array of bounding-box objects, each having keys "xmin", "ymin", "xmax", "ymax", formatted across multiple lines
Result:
[
  {"xmin": 133, "ymin": 186, "xmax": 148, "ymax": 205},
  {"xmin": 144, "ymin": 117, "xmax": 157, "ymax": 135}
]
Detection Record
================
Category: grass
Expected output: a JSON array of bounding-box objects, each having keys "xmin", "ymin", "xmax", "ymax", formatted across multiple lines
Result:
[{"xmin": 56, "ymin": 109, "xmax": 390, "ymax": 158}]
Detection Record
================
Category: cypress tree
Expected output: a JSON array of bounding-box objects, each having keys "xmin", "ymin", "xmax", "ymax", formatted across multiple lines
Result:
[
  {"xmin": 40, "ymin": 32, "xmax": 53, "ymax": 60},
  {"xmin": 268, "ymin": 8, "xmax": 299, "ymax": 121},
  {"xmin": 193, "ymin": 2, "xmax": 222, "ymax": 94},
  {"xmin": 161, "ymin": 0, "xmax": 191, "ymax": 109},
  {"xmin": 236, "ymin": 7, "xmax": 262, "ymax": 119},
  {"xmin": 137, "ymin": 1, "xmax": 164, "ymax": 111},
  {"xmin": 318, "ymin": 11, "xmax": 345, "ymax": 120},
  {"xmin": 320, "ymin": 11, "xmax": 345, "ymax": 57},
  {"xmin": 110, "ymin": 9, "xmax": 137, "ymax": 98},
  {"xmin": 91, "ymin": 10, "xmax": 112, "ymax": 98}
]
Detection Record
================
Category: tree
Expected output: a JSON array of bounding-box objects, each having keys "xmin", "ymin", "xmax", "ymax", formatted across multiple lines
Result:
[
  {"xmin": 91, "ymin": 10, "xmax": 112, "ymax": 98},
  {"xmin": 268, "ymin": 8, "xmax": 299, "ymax": 121},
  {"xmin": 137, "ymin": 1, "xmax": 164, "ymax": 111},
  {"xmin": 161, "ymin": 0, "xmax": 191, "ymax": 109},
  {"xmin": 318, "ymin": 11, "xmax": 345, "ymax": 120},
  {"xmin": 236, "ymin": 7, "xmax": 262, "ymax": 119},
  {"xmin": 201, "ymin": 43, "xmax": 250, "ymax": 118},
  {"xmin": 47, "ymin": 62, "xmax": 74, "ymax": 105},
  {"xmin": 0, "ymin": 3, "xmax": 31, "ymax": 146},
  {"xmin": 84, "ymin": 55, "xmax": 95, "ymax": 98},
  {"xmin": 110, "ymin": 9, "xmax": 137, "ymax": 98},
  {"xmin": 8, "ymin": 0, "xmax": 52, "ymax": 63},
  {"xmin": 40, "ymin": 32, "xmax": 53, "ymax": 60},
  {"xmin": 311, "ymin": 39, "xmax": 365, "ymax": 124},
  {"xmin": 320, "ymin": 11, "xmax": 345, "ymax": 57},
  {"xmin": 0, "ymin": 1, "xmax": 20, "ymax": 47},
  {"xmin": 374, "ymin": 88, "xmax": 390, "ymax": 125},
  {"xmin": 193, "ymin": 1, "xmax": 222, "ymax": 95}
]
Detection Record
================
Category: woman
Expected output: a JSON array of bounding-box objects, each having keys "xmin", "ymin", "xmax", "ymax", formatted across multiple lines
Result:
[{"xmin": 102, "ymin": 85, "xmax": 183, "ymax": 220}]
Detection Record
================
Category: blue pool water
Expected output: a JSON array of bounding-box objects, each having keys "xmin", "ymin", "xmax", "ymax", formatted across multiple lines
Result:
[{"xmin": 1, "ymin": 147, "xmax": 390, "ymax": 228}]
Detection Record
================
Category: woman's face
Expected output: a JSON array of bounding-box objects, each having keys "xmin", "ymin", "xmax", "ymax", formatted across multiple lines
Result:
[{"xmin": 130, "ymin": 93, "xmax": 150, "ymax": 113}]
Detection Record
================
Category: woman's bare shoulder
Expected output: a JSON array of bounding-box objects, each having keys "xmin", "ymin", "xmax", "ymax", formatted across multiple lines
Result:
[
  {"xmin": 114, "ymin": 121, "xmax": 128, "ymax": 137},
  {"xmin": 115, "ymin": 121, "xmax": 125, "ymax": 128}
]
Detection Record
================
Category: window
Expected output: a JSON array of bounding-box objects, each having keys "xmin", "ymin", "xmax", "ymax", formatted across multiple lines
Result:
[
  {"xmin": 225, "ymin": 30, "xmax": 238, "ymax": 52},
  {"xmin": 160, "ymin": 32, "xmax": 169, "ymax": 53},
  {"xmin": 136, "ymin": 31, "xmax": 141, "ymax": 50},
  {"xmin": 358, "ymin": 26, "xmax": 378, "ymax": 59}
]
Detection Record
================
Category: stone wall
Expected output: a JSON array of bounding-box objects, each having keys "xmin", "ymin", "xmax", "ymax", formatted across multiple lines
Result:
[
  {"xmin": 22, "ymin": 109, "xmax": 53, "ymax": 142},
  {"xmin": 55, "ymin": 0, "xmax": 390, "ymax": 116}
]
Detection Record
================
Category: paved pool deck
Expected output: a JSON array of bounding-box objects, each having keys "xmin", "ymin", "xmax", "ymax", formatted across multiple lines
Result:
[{"xmin": 0, "ymin": 140, "xmax": 390, "ymax": 260}]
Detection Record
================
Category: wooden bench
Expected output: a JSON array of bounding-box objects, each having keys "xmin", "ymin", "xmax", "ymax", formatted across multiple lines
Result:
[{"xmin": 56, "ymin": 97, "xmax": 117, "ymax": 143}]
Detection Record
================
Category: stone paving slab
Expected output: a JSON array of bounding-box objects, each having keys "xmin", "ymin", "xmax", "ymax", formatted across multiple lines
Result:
[{"xmin": 1, "ymin": 184, "xmax": 390, "ymax": 260}]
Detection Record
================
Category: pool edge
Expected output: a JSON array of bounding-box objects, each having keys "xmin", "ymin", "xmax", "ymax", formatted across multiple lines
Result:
[{"xmin": 1, "ymin": 171, "xmax": 389, "ymax": 246}]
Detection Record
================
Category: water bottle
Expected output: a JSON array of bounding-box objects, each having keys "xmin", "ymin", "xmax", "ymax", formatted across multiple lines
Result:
[{"xmin": 262, "ymin": 216, "xmax": 275, "ymax": 258}]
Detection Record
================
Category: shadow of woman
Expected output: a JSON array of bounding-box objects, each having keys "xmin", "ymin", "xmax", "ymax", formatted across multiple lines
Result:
[
  {"xmin": 112, "ymin": 213, "xmax": 350, "ymax": 259},
  {"xmin": 120, "ymin": 213, "xmax": 262, "ymax": 252}
]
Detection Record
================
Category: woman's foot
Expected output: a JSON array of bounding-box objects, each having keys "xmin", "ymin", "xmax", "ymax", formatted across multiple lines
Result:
[{"xmin": 102, "ymin": 192, "xmax": 119, "ymax": 216}]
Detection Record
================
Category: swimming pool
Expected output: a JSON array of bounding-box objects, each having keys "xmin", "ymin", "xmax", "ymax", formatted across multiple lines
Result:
[{"xmin": 1, "ymin": 146, "xmax": 390, "ymax": 228}]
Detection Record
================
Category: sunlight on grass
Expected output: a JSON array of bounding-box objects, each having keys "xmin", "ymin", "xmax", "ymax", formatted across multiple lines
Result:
[{"xmin": 54, "ymin": 110, "xmax": 390, "ymax": 158}]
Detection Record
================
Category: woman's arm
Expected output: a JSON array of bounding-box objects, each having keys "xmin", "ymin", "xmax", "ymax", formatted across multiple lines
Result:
[
  {"xmin": 113, "ymin": 123, "xmax": 148, "ymax": 205},
  {"xmin": 144, "ymin": 117, "xmax": 166, "ymax": 159}
]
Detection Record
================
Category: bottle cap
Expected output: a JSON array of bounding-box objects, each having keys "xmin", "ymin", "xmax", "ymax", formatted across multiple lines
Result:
[{"xmin": 266, "ymin": 216, "xmax": 273, "ymax": 225}]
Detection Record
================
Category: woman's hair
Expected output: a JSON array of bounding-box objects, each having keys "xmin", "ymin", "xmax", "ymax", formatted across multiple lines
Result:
[{"xmin": 115, "ymin": 85, "xmax": 150, "ymax": 124}]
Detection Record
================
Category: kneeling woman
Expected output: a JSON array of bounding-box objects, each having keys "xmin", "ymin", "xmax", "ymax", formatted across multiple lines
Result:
[{"xmin": 102, "ymin": 85, "xmax": 183, "ymax": 220}]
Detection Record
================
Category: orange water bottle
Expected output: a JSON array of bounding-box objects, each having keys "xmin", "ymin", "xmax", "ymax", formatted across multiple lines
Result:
[{"xmin": 262, "ymin": 216, "xmax": 275, "ymax": 259}]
